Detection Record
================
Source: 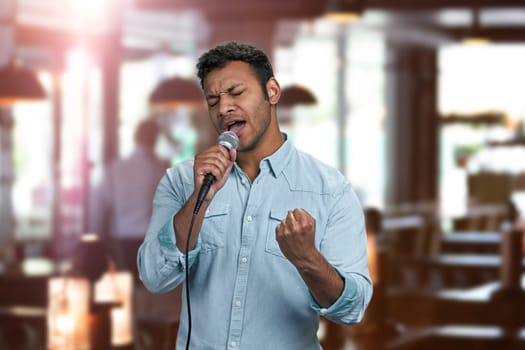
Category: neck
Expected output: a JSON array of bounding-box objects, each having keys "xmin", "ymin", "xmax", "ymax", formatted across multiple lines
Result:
[{"xmin": 237, "ymin": 131, "xmax": 285, "ymax": 182}]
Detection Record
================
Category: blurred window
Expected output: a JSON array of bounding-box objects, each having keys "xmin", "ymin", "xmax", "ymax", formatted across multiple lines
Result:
[
  {"xmin": 439, "ymin": 45, "xmax": 525, "ymax": 217},
  {"xmin": 274, "ymin": 22, "xmax": 386, "ymax": 209},
  {"xmin": 12, "ymin": 73, "xmax": 53, "ymax": 240}
]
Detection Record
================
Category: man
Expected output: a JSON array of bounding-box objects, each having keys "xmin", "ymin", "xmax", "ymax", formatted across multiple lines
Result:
[
  {"xmin": 90, "ymin": 118, "xmax": 168, "ymax": 280},
  {"xmin": 138, "ymin": 41, "xmax": 372, "ymax": 349}
]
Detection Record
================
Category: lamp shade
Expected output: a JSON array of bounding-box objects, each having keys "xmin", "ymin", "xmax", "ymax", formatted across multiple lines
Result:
[
  {"xmin": 461, "ymin": 8, "xmax": 490, "ymax": 46},
  {"xmin": 149, "ymin": 77, "xmax": 203, "ymax": 109},
  {"xmin": 278, "ymin": 85, "xmax": 317, "ymax": 125},
  {"xmin": 279, "ymin": 84, "xmax": 317, "ymax": 108},
  {"xmin": 324, "ymin": 0, "xmax": 364, "ymax": 22},
  {"xmin": 461, "ymin": 28, "xmax": 490, "ymax": 46},
  {"xmin": 0, "ymin": 64, "xmax": 47, "ymax": 106}
]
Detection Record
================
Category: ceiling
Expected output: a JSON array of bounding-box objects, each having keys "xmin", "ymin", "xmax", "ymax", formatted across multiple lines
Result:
[
  {"xmin": 2, "ymin": 0, "xmax": 525, "ymax": 70},
  {"xmin": 133, "ymin": 0, "xmax": 525, "ymax": 30}
]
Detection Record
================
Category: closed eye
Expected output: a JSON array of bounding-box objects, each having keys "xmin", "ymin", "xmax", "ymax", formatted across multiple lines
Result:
[
  {"xmin": 228, "ymin": 85, "xmax": 244, "ymax": 97},
  {"xmin": 206, "ymin": 96, "xmax": 219, "ymax": 107},
  {"xmin": 206, "ymin": 84, "xmax": 244, "ymax": 107}
]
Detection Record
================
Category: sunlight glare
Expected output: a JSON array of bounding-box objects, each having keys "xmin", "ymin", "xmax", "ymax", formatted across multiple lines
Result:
[{"xmin": 69, "ymin": 0, "xmax": 108, "ymax": 23}]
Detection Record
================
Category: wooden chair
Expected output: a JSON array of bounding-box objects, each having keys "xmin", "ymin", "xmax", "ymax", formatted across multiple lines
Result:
[
  {"xmin": 0, "ymin": 273, "xmax": 48, "ymax": 350},
  {"xmin": 386, "ymin": 228, "xmax": 525, "ymax": 350}
]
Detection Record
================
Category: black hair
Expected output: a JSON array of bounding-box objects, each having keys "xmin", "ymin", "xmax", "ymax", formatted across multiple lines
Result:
[{"xmin": 196, "ymin": 41, "xmax": 274, "ymax": 100}]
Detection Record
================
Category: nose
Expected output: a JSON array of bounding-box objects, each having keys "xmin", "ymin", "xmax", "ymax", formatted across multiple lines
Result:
[{"xmin": 218, "ymin": 93, "xmax": 235, "ymax": 117}]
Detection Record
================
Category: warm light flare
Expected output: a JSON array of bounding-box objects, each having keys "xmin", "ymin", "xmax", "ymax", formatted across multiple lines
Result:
[
  {"xmin": 69, "ymin": 0, "xmax": 108, "ymax": 23},
  {"xmin": 461, "ymin": 37, "xmax": 491, "ymax": 46},
  {"xmin": 95, "ymin": 271, "xmax": 134, "ymax": 345},
  {"xmin": 323, "ymin": 12, "xmax": 361, "ymax": 23},
  {"xmin": 48, "ymin": 277, "xmax": 90, "ymax": 350},
  {"xmin": 67, "ymin": 49, "xmax": 91, "ymax": 76},
  {"xmin": 56, "ymin": 303, "xmax": 75, "ymax": 335},
  {"xmin": 80, "ymin": 232, "xmax": 100, "ymax": 242}
]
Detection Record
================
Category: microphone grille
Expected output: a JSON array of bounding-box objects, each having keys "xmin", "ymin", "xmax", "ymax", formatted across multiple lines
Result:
[{"xmin": 218, "ymin": 131, "xmax": 239, "ymax": 150}]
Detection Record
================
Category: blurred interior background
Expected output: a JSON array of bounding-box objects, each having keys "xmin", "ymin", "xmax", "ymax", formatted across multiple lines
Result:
[{"xmin": 2, "ymin": 0, "xmax": 525, "ymax": 349}]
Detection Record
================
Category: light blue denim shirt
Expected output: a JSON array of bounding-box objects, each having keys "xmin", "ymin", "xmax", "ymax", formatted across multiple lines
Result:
[{"xmin": 138, "ymin": 138, "xmax": 372, "ymax": 350}]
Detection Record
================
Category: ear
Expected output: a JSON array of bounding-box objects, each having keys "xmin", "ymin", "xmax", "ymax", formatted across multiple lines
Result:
[{"xmin": 266, "ymin": 77, "xmax": 281, "ymax": 105}]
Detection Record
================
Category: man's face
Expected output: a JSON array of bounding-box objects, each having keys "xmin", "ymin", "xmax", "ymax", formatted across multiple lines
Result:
[{"xmin": 202, "ymin": 61, "xmax": 273, "ymax": 152}]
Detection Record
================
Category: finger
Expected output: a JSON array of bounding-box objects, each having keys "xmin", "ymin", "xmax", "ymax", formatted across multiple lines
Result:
[
  {"xmin": 229, "ymin": 148, "xmax": 237, "ymax": 162},
  {"xmin": 197, "ymin": 149, "xmax": 231, "ymax": 178},
  {"xmin": 286, "ymin": 210, "xmax": 304, "ymax": 230},
  {"xmin": 276, "ymin": 221, "xmax": 285, "ymax": 236},
  {"xmin": 293, "ymin": 209, "xmax": 312, "ymax": 223},
  {"xmin": 288, "ymin": 210, "xmax": 296, "ymax": 222}
]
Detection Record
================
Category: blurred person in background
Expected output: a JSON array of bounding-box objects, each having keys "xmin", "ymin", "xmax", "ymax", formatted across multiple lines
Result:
[
  {"xmin": 190, "ymin": 107, "xmax": 217, "ymax": 153},
  {"xmin": 89, "ymin": 118, "xmax": 169, "ymax": 281},
  {"xmin": 138, "ymin": 41, "xmax": 372, "ymax": 349}
]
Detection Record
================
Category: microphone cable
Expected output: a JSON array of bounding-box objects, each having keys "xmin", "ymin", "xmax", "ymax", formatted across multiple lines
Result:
[
  {"xmin": 184, "ymin": 131, "xmax": 238, "ymax": 349},
  {"xmin": 184, "ymin": 211, "xmax": 198, "ymax": 350},
  {"xmin": 184, "ymin": 183, "xmax": 213, "ymax": 350}
]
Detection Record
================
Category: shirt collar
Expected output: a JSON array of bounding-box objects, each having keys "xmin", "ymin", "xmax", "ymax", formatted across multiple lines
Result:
[{"xmin": 262, "ymin": 133, "xmax": 293, "ymax": 178}]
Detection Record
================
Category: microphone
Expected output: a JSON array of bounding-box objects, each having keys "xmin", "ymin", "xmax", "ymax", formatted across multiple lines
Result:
[{"xmin": 193, "ymin": 131, "xmax": 239, "ymax": 214}]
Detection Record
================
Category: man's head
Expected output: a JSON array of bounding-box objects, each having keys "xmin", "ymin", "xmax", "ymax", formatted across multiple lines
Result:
[
  {"xmin": 134, "ymin": 119, "xmax": 159, "ymax": 150},
  {"xmin": 196, "ymin": 42, "xmax": 283, "ymax": 155},
  {"xmin": 197, "ymin": 41, "xmax": 274, "ymax": 100}
]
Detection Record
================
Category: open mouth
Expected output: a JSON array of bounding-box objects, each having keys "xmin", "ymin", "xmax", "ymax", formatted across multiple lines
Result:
[{"xmin": 225, "ymin": 120, "xmax": 246, "ymax": 134}]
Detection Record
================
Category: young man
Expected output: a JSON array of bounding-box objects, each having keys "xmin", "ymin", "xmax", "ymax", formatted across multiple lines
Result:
[{"xmin": 138, "ymin": 41, "xmax": 372, "ymax": 349}]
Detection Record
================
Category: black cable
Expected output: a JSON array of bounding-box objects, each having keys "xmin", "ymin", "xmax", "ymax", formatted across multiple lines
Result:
[
  {"xmin": 184, "ymin": 211, "xmax": 198, "ymax": 350},
  {"xmin": 183, "ymin": 131, "xmax": 237, "ymax": 349}
]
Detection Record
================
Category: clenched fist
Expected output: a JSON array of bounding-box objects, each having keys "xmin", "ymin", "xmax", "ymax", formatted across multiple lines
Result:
[{"xmin": 275, "ymin": 209, "xmax": 318, "ymax": 266}]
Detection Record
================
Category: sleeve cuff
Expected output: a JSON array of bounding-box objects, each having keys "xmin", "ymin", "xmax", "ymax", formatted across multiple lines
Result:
[
  {"xmin": 157, "ymin": 215, "xmax": 201, "ymax": 273},
  {"xmin": 310, "ymin": 266, "xmax": 357, "ymax": 317}
]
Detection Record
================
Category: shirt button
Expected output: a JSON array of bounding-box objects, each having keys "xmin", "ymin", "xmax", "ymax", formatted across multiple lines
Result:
[
  {"xmin": 235, "ymin": 300, "xmax": 241, "ymax": 307},
  {"xmin": 241, "ymin": 257, "xmax": 248, "ymax": 263},
  {"xmin": 246, "ymin": 215, "xmax": 253, "ymax": 222},
  {"xmin": 231, "ymin": 341, "xmax": 237, "ymax": 347}
]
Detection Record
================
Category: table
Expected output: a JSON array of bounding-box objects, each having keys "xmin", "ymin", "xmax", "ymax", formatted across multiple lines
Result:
[
  {"xmin": 387, "ymin": 253, "xmax": 523, "ymax": 289},
  {"xmin": 388, "ymin": 276, "xmax": 525, "ymax": 327},
  {"xmin": 387, "ymin": 325, "xmax": 525, "ymax": 350},
  {"xmin": 386, "ymin": 277, "xmax": 525, "ymax": 349},
  {"xmin": 440, "ymin": 231, "xmax": 501, "ymax": 254}
]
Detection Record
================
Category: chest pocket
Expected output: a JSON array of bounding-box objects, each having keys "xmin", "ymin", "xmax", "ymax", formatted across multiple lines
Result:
[
  {"xmin": 265, "ymin": 209, "xmax": 320, "ymax": 259},
  {"xmin": 199, "ymin": 203, "xmax": 230, "ymax": 253},
  {"xmin": 265, "ymin": 210, "xmax": 287, "ymax": 258}
]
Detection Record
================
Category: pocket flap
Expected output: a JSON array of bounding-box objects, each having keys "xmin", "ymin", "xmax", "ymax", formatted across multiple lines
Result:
[
  {"xmin": 269, "ymin": 210, "xmax": 287, "ymax": 221},
  {"xmin": 204, "ymin": 203, "xmax": 230, "ymax": 218}
]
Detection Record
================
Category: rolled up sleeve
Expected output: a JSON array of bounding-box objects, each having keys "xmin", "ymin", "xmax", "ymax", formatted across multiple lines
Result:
[
  {"xmin": 309, "ymin": 182, "xmax": 373, "ymax": 324},
  {"xmin": 137, "ymin": 162, "xmax": 201, "ymax": 293}
]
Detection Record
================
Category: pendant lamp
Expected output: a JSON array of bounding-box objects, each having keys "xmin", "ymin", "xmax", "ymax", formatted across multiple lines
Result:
[
  {"xmin": 461, "ymin": 8, "xmax": 490, "ymax": 46},
  {"xmin": 279, "ymin": 84, "xmax": 317, "ymax": 108},
  {"xmin": 279, "ymin": 84, "xmax": 317, "ymax": 125},
  {"xmin": 0, "ymin": 63, "xmax": 47, "ymax": 106},
  {"xmin": 149, "ymin": 77, "xmax": 203, "ymax": 110},
  {"xmin": 323, "ymin": 0, "xmax": 364, "ymax": 23}
]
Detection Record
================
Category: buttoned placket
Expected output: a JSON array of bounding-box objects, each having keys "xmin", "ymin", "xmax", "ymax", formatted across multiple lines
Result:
[{"xmin": 226, "ymin": 169, "xmax": 265, "ymax": 349}]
